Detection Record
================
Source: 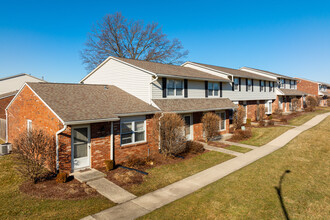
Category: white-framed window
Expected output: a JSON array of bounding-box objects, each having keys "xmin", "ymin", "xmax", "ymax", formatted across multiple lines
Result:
[
  {"xmin": 280, "ymin": 79, "xmax": 285, "ymax": 88},
  {"xmin": 247, "ymin": 79, "xmax": 252, "ymax": 91},
  {"xmin": 290, "ymin": 80, "xmax": 295, "ymax": 89},
  {"xmin": 208, "ymin": 82, "xmax": 219, "ymax": 97},
  {"xmin": 120, "ymin": 119, "xmax": 146, "ymax": 145},
  {"xmin": 27, "ymin": 119, "xmax": 32, "ymax": 133},
  {"xmin": 265, "ymin": 100, "xmax": 272, "ymax": 114},
  {"xmin": 167, "ymin": 79, "xmax": 183, "ymax": 97},
  {"xmin": 260, "ymin": 80, "xmax": 265, "ymax": 91},
  {"xmin": 217, "ymin": 112, "xmax": 226, "ymax": 131},
  {"xmin": 269, "ymin": 82, "xmax": 273, "ymax": 92},
  {"xmin": 234, "ymin": 78, "xmax": 239, "ymax": 91}
]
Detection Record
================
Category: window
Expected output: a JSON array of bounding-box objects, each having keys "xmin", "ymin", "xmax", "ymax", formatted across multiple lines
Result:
[
  {"xmin": 27, "ymin": 120, "xmax": 32, "ymax": 132},
  {"xmin": 280, "ymin": 79, "xmax": 285, "ymax": 88},
  {"xmin": 234, "ymin": 78, "xmax": 239, "ymax": 91},
  {"xmin": 265, "ymin": 100, "xmax": 272, "ymax": 114},
  {"xmin": 260, "ymin": 80, "xmax": 264, "ymax": 91},
  {"xmin": 269, "ymin": 82, "xmax": 273, "ymax": 92},
  {"xmin": 208, "ymin": 82, "xmax": 219, "ymax": 97},
  {"xmin": 167, "ymin": 79, "xmax": 183, "ymax": 96},
  {"xmin": 120, "ymin": 120, "xmax": 146, "ymax": 145},
  {"xmin": 218, "ymin": 112, "xmax": 226, "ymax": 131},
  {"xmin": 290, "ymin": 80, "xmax": 295, "ymax": 89},
  {"xmin": 247, "ymin": 79, "xmax": 252, "ymax": 91}
]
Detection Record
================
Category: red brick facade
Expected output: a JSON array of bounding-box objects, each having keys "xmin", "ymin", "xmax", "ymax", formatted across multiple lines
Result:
[
  {"xmin": 297, "ymin": 78, "xmax": 318, "ymax": 96},
  {"xmin": 0, "ymin": 95, "xmax": 15, "ymax": 119}
]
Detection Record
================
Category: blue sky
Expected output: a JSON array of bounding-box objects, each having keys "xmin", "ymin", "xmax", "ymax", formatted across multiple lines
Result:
[{"xmin": 0, "ymin": 0, "xmax": 329, "ymax": 83}]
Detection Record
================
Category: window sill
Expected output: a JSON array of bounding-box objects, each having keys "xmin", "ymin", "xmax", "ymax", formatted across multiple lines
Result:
[{"xmin": 120, "ymin": 141, "xmax": 148, "ymax": 149}]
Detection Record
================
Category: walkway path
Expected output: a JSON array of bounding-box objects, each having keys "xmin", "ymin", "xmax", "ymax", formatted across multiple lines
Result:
[
  {"xmin": 74, "ymin": 169, "xmax": 136, "ymax": 204},
  {"xmin": 218, "ymin": 140, "xmax": 258, "ymax": 149},
  {"xmin": 83, "ymin": 112, "xmax": 330, "ymax": 220},
  {"xmin": 199, "ymin": 142, "xmax": 243, "ymax": 156}
]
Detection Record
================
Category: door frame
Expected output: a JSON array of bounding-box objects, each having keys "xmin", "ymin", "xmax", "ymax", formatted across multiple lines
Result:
[
  {"xmin": 183, "ymin": 114, "xmax": 193, "ymax": 140},
  {"xmin": 71, "ymin": 124, "xmax": 91, "ymax": 171}
]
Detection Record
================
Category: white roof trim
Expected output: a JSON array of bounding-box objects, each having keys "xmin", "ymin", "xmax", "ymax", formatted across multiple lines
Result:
[
  {"xmin": 65, "ymin": 117, "xmax": 120, "ymax": 125},
  {"xmin": 164, "ymin": 107, "xmax": 236, "ymax": 114},
  {"xmin": 116, "ymin": 111, "xmax": 161, "ymax": 117},
  {"xmin": 6, "ymin": 83, "xmax": 65, "ymax": 125},
  {"xmin": 0, "ymin": 73, "xmax": 45, "ymax": 82},
  {"xmin": 80, "ymin": 56, "xmax": 157, "ymax": 83},
  {"xmin": 157, "ymin": 73, "xmax": 230, "ymax": 82}
]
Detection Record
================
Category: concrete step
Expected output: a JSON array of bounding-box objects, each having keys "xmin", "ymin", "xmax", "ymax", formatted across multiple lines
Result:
[{"xmin": 72, "ymin": 169, "xmax": 106, "ymax": 183}]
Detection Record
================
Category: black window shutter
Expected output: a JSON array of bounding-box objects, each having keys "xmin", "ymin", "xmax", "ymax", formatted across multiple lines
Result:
[
  {"xmin": 205, "ymin": 81, "xmax": 208, "ymax": 97},
  {"xmin": 220, "ymin": 82, "xmax": 222, "ymax": 97},
  {"xmin": 260, "ymin": 80, "xmax": 262, "ymax": 92},
  {"xmin": 162, "ymin": 77, "xmax": 167, "ymax": 98},
  {"xmin": 246, "ymin": 79, "xmax": 248, "ymax": 91},
  {"xmin": 184, "ymin": 79, "xmax": 188, "ymax": 98},
  {"xmin": 232, "ymin": 79, "xmax": 234, "ymax": 91},
  {"xmin": 252, "ymin": 79, "xmax": 254, "ymax": 92},
  {"xmin": 239, "ymin": 77, "xmax": 241, "ymax": 91},
  {"xmin": 264, "ymin": 81, "xmax": 266, "ymax": 92},
  {"xmin": 269, "ymin": 81, "xmax": 271, "ymax": 92}
]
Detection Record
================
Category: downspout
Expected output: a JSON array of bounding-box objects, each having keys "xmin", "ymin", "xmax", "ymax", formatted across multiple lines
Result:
[
  {"xmin": 56, "ymin": 124, "xmax": 67, "ymax": 172},
  {"xmin": 110, "ymin": 121, "xmax": 114, "ymax": 160},
  {"xmin": 158, "ymin": 112, "xmax": 164, "ymax": 151},
  {"xmin": 5, "ymin": 109, "xmax": 8, "ymax": 143}
]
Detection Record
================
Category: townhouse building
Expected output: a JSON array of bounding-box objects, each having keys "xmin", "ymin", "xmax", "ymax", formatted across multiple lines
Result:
[{"xmin": 296, "ymin": 78, "xmax": 329, "ymax": 106}]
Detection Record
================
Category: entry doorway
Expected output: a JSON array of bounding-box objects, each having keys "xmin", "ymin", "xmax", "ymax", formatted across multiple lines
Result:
[
  {"xmin": 183, "ymin": 114, "xmax": 193, "ymax": 140},
  {"xmin": 71, "ymin": 125, "xmax": 91, "ymax": 171}
]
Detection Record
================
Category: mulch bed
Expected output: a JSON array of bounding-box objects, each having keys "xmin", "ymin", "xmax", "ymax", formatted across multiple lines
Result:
[
  {"xmin": 100, "ymin": 150, "xmax": 208, "ymax": 190},
  {"xmin": 19, "ymin": 177, "xmax": 101, "ymax": 200}
]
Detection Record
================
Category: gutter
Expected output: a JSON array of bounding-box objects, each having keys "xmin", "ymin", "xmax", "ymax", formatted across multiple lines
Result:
[
  {"xmin": 56, "ymin": 124, "xmax": 67, "ymax": 172},
  {"xmin": 158, "ymin": 112, "xmax": 164, "ymax": 150}
]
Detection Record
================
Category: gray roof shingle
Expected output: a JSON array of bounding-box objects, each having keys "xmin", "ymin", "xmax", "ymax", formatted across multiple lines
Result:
[
  {"xmin": 152, "ymin": 98, "xmax": 236, "ymax": 113},
  {"xmin": 241, "ymin": 67, "xmax": 296, "ymax": 80},
  {"xmin": 27, "ymin": 82, "xmax": 159, "ymax": 123}
]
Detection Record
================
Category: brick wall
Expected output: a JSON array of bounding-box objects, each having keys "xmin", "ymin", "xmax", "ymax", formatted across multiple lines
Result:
[
  {"xmin": 0, "ymin": 95, "xmax": 14, "ymax": 119},
  {"xmin": 297, "ymin": 78, "xmax": 318, "ymax": 96}
]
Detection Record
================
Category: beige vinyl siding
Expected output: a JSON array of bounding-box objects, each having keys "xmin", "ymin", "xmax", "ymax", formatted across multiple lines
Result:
[
  {"xmin": 83, "ymin": 59, "xmax": 152, "ymax": 103},
  {"xmin": 0, "ymin": 75, "xmax": 43, "ymax": 95}
]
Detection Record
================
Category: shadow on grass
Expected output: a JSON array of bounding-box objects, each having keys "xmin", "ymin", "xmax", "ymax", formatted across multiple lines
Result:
[{"xmin": 275, "ymin": 170, "xmax": 291, "ymax": 220}]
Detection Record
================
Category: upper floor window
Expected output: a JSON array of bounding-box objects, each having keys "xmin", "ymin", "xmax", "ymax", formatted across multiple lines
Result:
[
  {"xmin": 234, "ymin": 78, "xmax": 239, "ymax": 91},
  {"xmin": 247, "ymin": 79, "xmax": 252, "ymax": 91},
  {"xmin": 208, "ymin": 82, "xmax": 219, "ymax": 96},
  {"xmin": 269, "ymin": 82, "xmax": 273, "ymax": 92},
  {"xmin": 290, "ymin": 80, "xmax": 295, "ymax": 89},
  {"xmin": 260, "ymin": 80, "xmax": 265, "ymax": 91},
  {"xmin": 167, "ymin": 79, "xmax": 183, "ymax": 96},
  {"xmin": 280, "ymin": 79, "xmax": 285, "ymax": 88}
]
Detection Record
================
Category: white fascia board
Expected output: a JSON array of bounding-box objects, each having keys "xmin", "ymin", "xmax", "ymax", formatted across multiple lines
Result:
[
  {"xmin": 157, "ymin": 73, "xmax": 230, "ymax": 82},
  {"xmin": 80, "ymin": 56, "xmax": 158, "ymax": 83},
  {"xmin": 182, "ymin": 62, "xmax": 234, "ymax": 81},
  {"xmin": 116, "ymin": 111, "xmax": 161, "ymax": 117},
  {"xmin": 6, "ymin": 83, "xmax": 65, "ymax": 125},
  {"xmin": 165, "ymin": 107, "xmax": 236, "ymax": 114},
  {"xmin": 65, "ymin": 117, "xmax": 120, "ymax": 125}
]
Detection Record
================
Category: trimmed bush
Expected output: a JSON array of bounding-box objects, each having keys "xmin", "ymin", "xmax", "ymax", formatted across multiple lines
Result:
[
  {"xmin": 56, "ymin": 172, "xmax": 68, "ymax": 183},
  {"xmin": 305, "ymin": 96, "xmax": 318, "ymax": 111},
  {"xmin": 246, "ymin": 118, "xmax": 252, "ymax": 127},
  {"xmin": 291, "ymin": 98, "xmax": 301, "ymax": 112},
  {"xmin": 186, "ymin": 141, "xmax": 204, "ymax": 154},
  {"xmin": 104, "ymin": 160, "xmax": 114, "ymax": 171},
  {"xmin": 258, "ymin": 120, "xmax": 266, "ymax": 127},
  {"xmin": 231, "ymin": 129, "xmax": 252, "ymax": 141},
  {"xmin": 202, "ymin": 112, "xmax": 220, "ymax": 142},
  {"xmin": 125, "ymin": 155, "xmax": 147, "ymax": 168},
  {"xmin": 268, "ymin": 120, "xmax": 275, "ymax": 126},
  {"xmin": 233, "ymin": 105, "xmax": 246, "ymax": 130}
]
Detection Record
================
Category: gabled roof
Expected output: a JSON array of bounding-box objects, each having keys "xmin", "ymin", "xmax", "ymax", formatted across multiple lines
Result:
[
  {"xmin": 278, "ymin": 88, "xmax": 307, "ymax": 96},
  {"xmin": 240, "ymin": 67, "xmax": 296, "ymax": 80},
  {"xmin": 152, "ymin": 98, "xmax": 236, "ymax": 113},
  {"xmin": 81, "ymin": 56, "xmax": 230, "ymax": 82},
  {"xmin": 22, "ymin": 82, "xmax": 159, "ymax": 124},
  {"xmin": 187, "ymin": 62, "xmax": 276, "ymax": 81}
]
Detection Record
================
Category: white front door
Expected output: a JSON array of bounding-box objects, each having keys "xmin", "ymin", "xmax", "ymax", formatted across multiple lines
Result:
[
  {"xmin": 183, "ymin": 114, "xmax": 193, "ymax": 140},
  {"xmin": 72, "ymin": 125, "xmax": 91, "ymax": 170}
]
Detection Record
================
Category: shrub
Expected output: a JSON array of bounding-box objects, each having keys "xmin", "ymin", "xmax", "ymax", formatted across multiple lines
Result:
[
  {"xmin": 229, "ymin": 127, "xmax": 235, "ymax": 134},
  {"xmin": 327, "ymin": 98, "xmax": 330, "ymax": 107},
  {"xmin": 257, "ymin": 104, "xmax": 266, "ymax": 121},
  {"xmin": 291, "ymin": 98, "xmax": 301, "ymax": 112},
  {"xmin": 233, "ymin": 105, "xmax": 246, "ymax": 130},
  {"xmin": 267, "ymin": 115, "xmax": 273, "ymax": 120},
  {"xmin": 246, "ymin": 118, "xmax": 252, "ymax": 127},
  {"xmin": 231, "ymin": 129, "xmax": 252, "ymax": 141},
  {"xmin": 258, "ymin": 120, "xmax": 266, "ymax": 127},
  {"xmin": 280, "ymin": 117, "xmax": 288, "ymax": 123},
  {"xmin": 186, "ymin": 141, "xmax": 204, "ymax": 154},
  {"xmin": 56, "ymin": 172, "xmax": 68, "ymax": 183},
  {"xmin": 125, "ymin": 155, "xmax": 147, "ymax": 168},
  {"xmin": 305, "ymin": 96, "xmax": 318, "ymax": 111},
  {"xmin": 268, "ymin": 120, "xmax": 275, "ymax": 126},
  {"xmin": 152, "ymin": 113, "xmax": 187, "ymax": 156},
  {"xmin": 13, "ymin": 129, "xmax": 56, "ymax": 183},
  {"xmin": 273, "ymin": 108, "xmax": 283, "ymax": 116},
  {"xmin": 104, "ymin": 160, "xmax": 114, "ymax": 171},
  {"xmin": 202, "ymin": 112, "xmax": 220, "ymax": 142}
]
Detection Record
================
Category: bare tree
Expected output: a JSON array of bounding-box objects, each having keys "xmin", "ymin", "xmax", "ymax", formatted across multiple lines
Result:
[{"xmin": 81, "ymin": 12, "xmax": 189, "ymax": 71}]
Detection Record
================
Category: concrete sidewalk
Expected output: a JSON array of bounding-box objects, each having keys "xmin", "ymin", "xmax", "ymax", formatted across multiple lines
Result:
[
  {"xmin": 199, "ymin": 142, "xmax": 243, "ymax": 156},
  {"xmin": 83, "ymin": 112, "xmax": 330, "ymax": 220},
  {"xmin": 218, "ymin": 140, "xmax": 258, "ymax": 149}
]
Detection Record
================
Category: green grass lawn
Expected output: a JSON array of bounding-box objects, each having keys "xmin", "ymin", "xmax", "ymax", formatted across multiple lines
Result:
[
  {"xmin": 240, "ymin": 126, "xmax": 292, "ymax": 146},
  {"xmin": 288, "ymin": 107, "xmax": 330, "ymax": 126},
  {"xmin": 129, "ymin": 151, "xmax": 234, "ymax": 196},
  {"xmin": 0, "ymin": 155, "xmax": 114, "ymax": 219},
  {"xmin": 225, "ymin": 145, "xmax": 252, "ymax": 153},
  {"xmin": 141, "ymin": 116, "xmax": 330, "ymax": 220}
]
